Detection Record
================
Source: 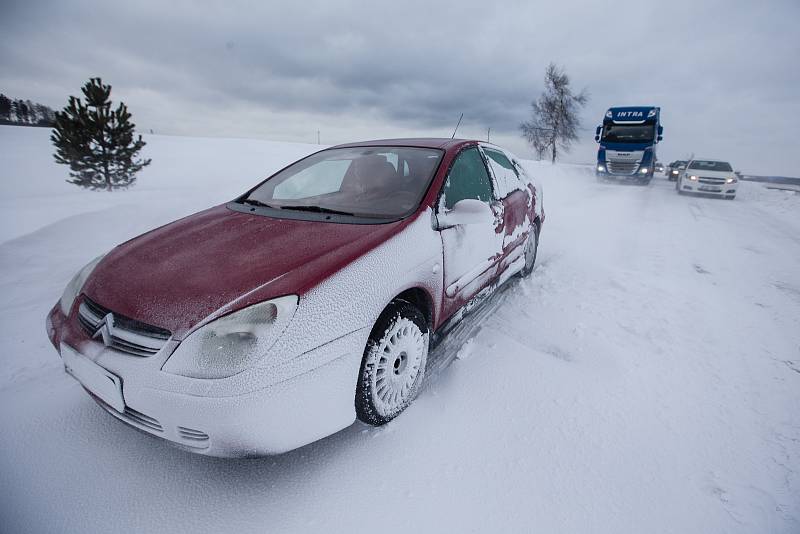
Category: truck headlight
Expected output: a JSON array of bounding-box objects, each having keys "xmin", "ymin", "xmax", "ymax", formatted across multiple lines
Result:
[
  {"xmin": 640, "ymin": 167, "xmax": 649, "ymax": 174},
  {"xmin": 688, "ymin": 175, "xmax": 698, "ymax": 181},
  {"xmin": 59, "ymin": 254, "xmax": 106, "ymax": 315},
  {"xmin": 162, "ymin": 295, "xmax": 298, "ymax": 379},
  {"xmin": 597, "ymin": 164, "xmax": 605, "ymax": 172}
]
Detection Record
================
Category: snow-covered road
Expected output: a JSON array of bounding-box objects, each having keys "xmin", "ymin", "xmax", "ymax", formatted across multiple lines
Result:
[{"xmin": 1, "ymin": 126, "xmax": 798, "ymax": 533}]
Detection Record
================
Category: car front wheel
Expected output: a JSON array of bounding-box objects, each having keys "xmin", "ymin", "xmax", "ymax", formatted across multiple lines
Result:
[{"xmin": 356, "ymin": 301, "xmax": 429, "ymax": 426}]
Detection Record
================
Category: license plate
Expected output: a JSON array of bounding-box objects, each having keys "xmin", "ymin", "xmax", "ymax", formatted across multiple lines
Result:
[
  {"xmin": 62, "ymin": 344, "xmax": 125, "ymax": 412},
  {"xmin": 699, "ymin": 185, "xmax": 721, "ymax": 192}
]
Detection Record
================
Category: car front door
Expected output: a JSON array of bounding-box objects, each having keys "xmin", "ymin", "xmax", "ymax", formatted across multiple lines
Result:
[{"xmin": 436, "ymin": 146, "xmax": 504, "ymax": 317}]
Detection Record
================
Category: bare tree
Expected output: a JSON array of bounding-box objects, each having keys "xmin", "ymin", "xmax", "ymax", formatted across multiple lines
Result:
[{"xmin": 520, "ymin": 63, "xmax": 588, "ymax": 163}]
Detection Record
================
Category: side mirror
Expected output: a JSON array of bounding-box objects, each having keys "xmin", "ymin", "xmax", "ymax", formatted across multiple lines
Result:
[
  {"xmin": 657, "ymin": 125, "xmax": 663, "ymax": 135},
  {"xmin": 437, "ymin": 199, "xmax": 493, "ymax": 229},
  {"xmin": 657, "ymin": 135, "xmax": 663, "ymax": 142},
  {"xmin": 595, "ymin": 126, "xmax": 601, "ymax": 135}
]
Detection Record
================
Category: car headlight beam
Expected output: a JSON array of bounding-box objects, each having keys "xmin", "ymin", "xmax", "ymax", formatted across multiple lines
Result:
[{"xmin": 162, "ymin": 295, "xmax": 299, "ymax": 379}]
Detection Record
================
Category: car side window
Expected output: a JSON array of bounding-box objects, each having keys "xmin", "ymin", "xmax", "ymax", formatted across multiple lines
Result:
[
  {"xmin": 440, "ymin": 147, "xmax": 494, "ymax": 210},
  {"xmin": 484, "ymin": 148, "xmax": 519, "ymax": 177},
  {"xmin": 483, "ymin": 147, "xmax": 525, "ymax": 198}
]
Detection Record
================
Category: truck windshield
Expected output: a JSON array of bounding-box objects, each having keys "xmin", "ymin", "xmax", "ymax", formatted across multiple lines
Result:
[
  {"xmin": 602, "ymin": 124, "xmax": 655, "ymax": 143},
  {"xmin": 688, "ymin": 160, "xmax": 733, "ymax": 172},
  {"xmin": 241, "ymin": 146, "xmax": 443, "ymax": 219}
]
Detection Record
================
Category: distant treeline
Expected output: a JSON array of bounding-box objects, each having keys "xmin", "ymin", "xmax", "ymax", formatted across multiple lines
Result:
[{"xmin": 0, "ymin": 93, "xmax": 56, "ymax": 127}]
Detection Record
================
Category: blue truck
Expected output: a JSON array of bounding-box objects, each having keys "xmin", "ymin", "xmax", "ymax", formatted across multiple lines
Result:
[{"xmin": 594, "ymin": 106, "xmax": 663, "ymax": 184}]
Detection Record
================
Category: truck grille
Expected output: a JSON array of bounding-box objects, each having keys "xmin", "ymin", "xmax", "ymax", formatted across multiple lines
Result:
[
  {"xmin": 78, "ymin": 297, "xmax": 171, "ymax": 357},
  {"xmin": 606, "ymin": 161, "xmax": 639, "ymax": 175}
]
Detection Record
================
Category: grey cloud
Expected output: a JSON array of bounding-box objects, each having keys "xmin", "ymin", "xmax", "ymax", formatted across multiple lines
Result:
[{"xmin": 2, "ymin": 0, "xmax": 799, "ymax": 174}]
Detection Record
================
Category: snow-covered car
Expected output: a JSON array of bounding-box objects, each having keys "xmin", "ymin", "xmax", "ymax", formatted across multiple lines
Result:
[
  {"xmin": 654, "ymin": 161, "xmax": 665, "ymax": 174},
  {"xmin": 666, "ymin": 160, "xmax": 687, "ymax": 181},
  {"xmin": 676, "ymin": 158, "xmax": 739, "ymax": 199},
  {"xmin": 45, "ymin": 138, "xmax": 544, "ymax": 457}
]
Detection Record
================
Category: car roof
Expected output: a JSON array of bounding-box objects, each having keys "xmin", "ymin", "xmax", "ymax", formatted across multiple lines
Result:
[
  {"xmin": 689, "ymin": 158, "xmax": 729, "ymax": 163},
  {"xmin": 329, "ymin": 138, "xmax": 479, "ymax": 151}
]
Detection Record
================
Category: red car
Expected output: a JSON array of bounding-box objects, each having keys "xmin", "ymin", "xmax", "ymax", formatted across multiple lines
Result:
[{"xmin": 46, "ymin": 138, "xmax": 544, "ymax": 456}]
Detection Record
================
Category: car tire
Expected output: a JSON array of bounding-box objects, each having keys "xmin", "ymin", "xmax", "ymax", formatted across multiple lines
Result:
[
  {"xmin": 356, "ymin": 300, "xmax": 429, "ymax": 426},
  {"xmin": 520, "ymin": 223, "xmax": 540, "ymax": 278}
]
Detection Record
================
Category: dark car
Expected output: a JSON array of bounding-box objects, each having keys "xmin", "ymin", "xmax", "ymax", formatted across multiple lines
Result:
[{"xmin": 666, "ymin": 160, "xmax": 687, "ymax": 181}]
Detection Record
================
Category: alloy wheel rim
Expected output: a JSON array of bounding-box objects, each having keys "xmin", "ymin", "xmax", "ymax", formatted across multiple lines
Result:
[{"xmin": 371, "ymin": 317, "xmax": 426, "ymax": 416}]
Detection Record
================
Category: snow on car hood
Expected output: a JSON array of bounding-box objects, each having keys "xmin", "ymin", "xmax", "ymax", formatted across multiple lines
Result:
[
  {"xmin": 81, "ymin": 204, "xmax": 405, "ymax": 339},
  {"xmin": 686, "ymin": 169, "xmax": 734, "ymax": 178}
]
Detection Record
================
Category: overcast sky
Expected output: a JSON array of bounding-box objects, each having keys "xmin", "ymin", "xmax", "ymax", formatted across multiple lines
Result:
[{"xmin": 2, "ymin": 0, "xmax": 799, "ymax": 175}]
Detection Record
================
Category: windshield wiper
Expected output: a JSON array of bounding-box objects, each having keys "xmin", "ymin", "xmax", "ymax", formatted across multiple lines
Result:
[
  {"xmin": 278, "ymin": 205, "xmax": 356, "ymax": 217},
  {"xmin": 240, "ymin": 198, "xmax": 279, "ymax": 209}
]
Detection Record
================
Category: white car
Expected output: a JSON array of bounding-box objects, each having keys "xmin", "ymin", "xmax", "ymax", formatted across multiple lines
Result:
[{"xmin": 676, "ymin": 159, "xmax": 739, "ymax": 199}]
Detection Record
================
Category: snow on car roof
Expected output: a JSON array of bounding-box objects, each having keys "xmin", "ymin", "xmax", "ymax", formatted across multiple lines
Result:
[{"xmin": 331, "ymin": 138, "xmax": 477, "ymax": 150}]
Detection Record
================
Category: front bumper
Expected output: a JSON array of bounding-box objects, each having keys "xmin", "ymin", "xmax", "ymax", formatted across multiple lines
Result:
[
  {"xmin": 679, "ymin": 180, "xmax": 738, "ymax": 197},
  {"xmin": 47, "ymin": 304, "xmax": 367, "ymax": 457}
]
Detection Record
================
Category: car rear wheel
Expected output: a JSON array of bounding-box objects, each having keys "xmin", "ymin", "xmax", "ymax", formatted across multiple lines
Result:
[
  {"xmin": 520, "ymin": 223, "xmax": 539, "ymax": 278},
  {"xmin": 356, "ymin": 301, "xmax": 429, "ymax": 426}
]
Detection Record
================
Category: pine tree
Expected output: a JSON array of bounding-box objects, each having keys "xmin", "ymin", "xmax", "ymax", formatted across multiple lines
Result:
[
  {"xmin": 51, "ymin": 77, "xmax": 151, "ymax": 191},
  {"xmin": 0, "ymin": 94, "xmax": 11, "ymax": 121},
  {"xmin": 16, "ymin": 100, "xmax": 29, "ymax": 123}
]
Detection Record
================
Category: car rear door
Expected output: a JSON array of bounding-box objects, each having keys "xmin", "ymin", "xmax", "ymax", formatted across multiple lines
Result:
[
  {"xmin": 436, "ymin": 146, "xmax": 504, "ymax": 316},
  {"xmin": 480, "ymin": 145, "xmax": 532, "ymax": 277}
]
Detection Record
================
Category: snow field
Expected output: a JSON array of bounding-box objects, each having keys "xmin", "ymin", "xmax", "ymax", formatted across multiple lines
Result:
[{"xmin": 0, "ymin": 126, "xmax": 798, "ymax": 533}]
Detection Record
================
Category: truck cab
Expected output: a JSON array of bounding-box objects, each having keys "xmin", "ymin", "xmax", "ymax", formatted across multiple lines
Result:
[{"xmin": 595, "ymin": 106, "xmax": 663, "ymax": 184}]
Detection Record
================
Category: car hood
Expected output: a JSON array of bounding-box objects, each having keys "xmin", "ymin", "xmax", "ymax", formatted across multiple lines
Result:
[
  {"xmin": 686, "ymin": 169, "xmax": 733, "ymax": 178},
  {"xmin": 82, "ymin": 204, "xmax": 405, "ymax": 339}
]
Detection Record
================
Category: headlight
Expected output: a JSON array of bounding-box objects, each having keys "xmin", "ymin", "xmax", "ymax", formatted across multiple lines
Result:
[
  {"xmin": 688, "ymin": 175, "xmax": 698, "ymax": 181},
  {"xmin": 639, "ymin": 167, "xmax": 649, "ymax": 174},
  {"xmin": 597, "ymin": 164, "xmax": 605, "ymax": 172},
  {"xmin": 725, "ymin": 177, "xmax": 737, "ymax": 184},
  {"xmin": 162, "ymin": 295, "xmax": 298, "ymax": 379},
  {"xmin": 671, "ymin": 170, "xmax": 678, "ymax": 175},
  {"xmin": 59, "ymin": 254, "xmax": 106, "ymax": 315}
]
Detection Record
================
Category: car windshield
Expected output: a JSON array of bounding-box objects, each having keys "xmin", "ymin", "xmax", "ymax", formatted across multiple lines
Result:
[
  {"xmin": 242, "ymin": 146, "xmax": 443, "ymax": 219},
  {"xmin": 602, "ymin": 123, "xmax": 655, "ymax": 143},
  {"xmin": 688, "ymin": 160, "xmax": 733, "ymax": 172}
]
